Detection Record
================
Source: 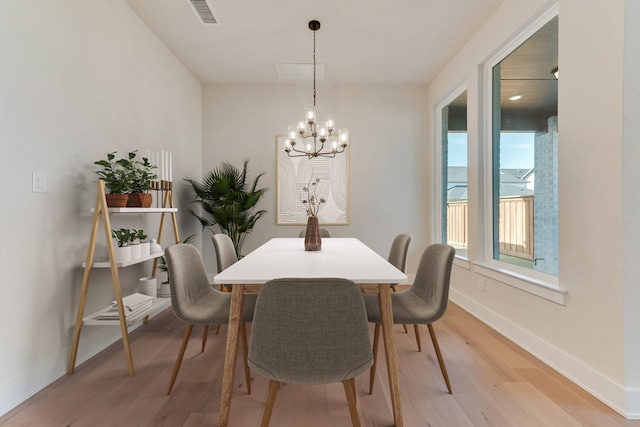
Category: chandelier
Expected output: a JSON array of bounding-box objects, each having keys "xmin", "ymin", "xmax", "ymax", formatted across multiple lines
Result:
[{"xmin": 283, "ymin": 20, "xmax": 349, "ymax": 159}]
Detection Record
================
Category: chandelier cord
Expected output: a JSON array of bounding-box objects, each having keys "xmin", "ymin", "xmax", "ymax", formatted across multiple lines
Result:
[{"xmin": 313, "ymin": 28, "xmax": 316, "ymax": 108}]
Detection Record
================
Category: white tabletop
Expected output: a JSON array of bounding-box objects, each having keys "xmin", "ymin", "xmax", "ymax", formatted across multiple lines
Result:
[{"xmin": 213, "ymin": 238, "xmax": 408, "ymax": 285}]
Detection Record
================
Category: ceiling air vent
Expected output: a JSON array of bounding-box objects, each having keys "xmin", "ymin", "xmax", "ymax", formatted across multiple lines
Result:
[{"xmin": 188, "ymin": 0, "xmax": 217, "ymax": 24}]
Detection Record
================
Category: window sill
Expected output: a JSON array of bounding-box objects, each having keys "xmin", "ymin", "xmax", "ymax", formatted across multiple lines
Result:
[
  {"xmin": 453, "ymin": 255, "xmax": 471, "ymax": 270},
  {"xmin": 471, "ymin": 262, "xmax": 567, "ymax": 305}
]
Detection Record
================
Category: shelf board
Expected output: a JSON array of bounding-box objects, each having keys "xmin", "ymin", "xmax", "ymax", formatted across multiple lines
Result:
[
  {"xmin": 90, "ymin": 207, "xmax": 178, "ymax": 213},
  {"xmin": 83, "ymin": 296, "xmax": 171, "ymax": 326},
  {"xmin": 84, "ymin": 252, "xmax": 164, "ymax": 268}
]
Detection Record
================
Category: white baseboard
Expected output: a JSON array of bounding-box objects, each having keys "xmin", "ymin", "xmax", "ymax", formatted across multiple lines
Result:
[
  {"xmin": 449, "ymin": 288, "xmax": 640, "ymax": 419},
  {"xmin": 0, "ymin": 311, "xmax": 164, "ymax": 418}
]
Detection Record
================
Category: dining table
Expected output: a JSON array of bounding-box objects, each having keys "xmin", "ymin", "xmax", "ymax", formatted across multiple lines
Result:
[{"xmin": 213, "ymin": 237, "xmax": 408, "ymax": 427}]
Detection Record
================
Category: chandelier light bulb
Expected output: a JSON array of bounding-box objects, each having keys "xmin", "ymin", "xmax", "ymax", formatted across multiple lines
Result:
[
  {"xmin": 318, "ymin": 122, "xmax": 328, "ymax": 141},
  {"xmin": 339, "ymin": 128, "xmax": 349, "ymax": 147},
  {"xmin": 305, "ymin": 105, "xmax": 316, "ymax": 125},
  {"xmin": 288, "ymin": 126, "xmax": 297, "ymax": 143},
  {"xmin": 331, "ymin": 138, "xmax": 338, "ymax": 153},
  {"xmin": 327, "ymin": 115, "xmax": 335, "ymax": 133}
]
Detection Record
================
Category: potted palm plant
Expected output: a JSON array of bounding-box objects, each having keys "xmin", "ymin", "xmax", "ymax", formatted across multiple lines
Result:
[
  {"xmin": 185, "ymin": 159, "xmax": 267, "ymax": 258},
  {"xmin": 94, "ymin": 152, "xmax": 132, "ymax": 207}
]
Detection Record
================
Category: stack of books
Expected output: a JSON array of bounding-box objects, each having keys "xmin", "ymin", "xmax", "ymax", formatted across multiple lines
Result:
[{"xmin": 96, "ymin": 293, "xmax": 154, "ymax": 320}]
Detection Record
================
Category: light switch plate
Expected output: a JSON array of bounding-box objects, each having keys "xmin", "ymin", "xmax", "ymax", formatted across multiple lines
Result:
[{"xmin": 33, "ymin": 172, "xmax": 47, "ymax": 193}]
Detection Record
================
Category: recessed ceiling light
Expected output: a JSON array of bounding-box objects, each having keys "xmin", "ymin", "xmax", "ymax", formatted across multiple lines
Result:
[{"xmin": 508, "ymin": 94, "xmax": 523, "ymax": 101}]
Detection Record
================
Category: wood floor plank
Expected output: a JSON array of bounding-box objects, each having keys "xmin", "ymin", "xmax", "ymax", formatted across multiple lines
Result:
[{"xmin": 1, "ymin": 303, "xmax": 638, "ymax": 427}]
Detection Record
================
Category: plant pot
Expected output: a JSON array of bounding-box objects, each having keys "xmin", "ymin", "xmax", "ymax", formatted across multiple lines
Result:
[
  {"xmin": 160, "ymin": 281, "xmax": 171, "ymax": 298},
  {"xmin": 105, "ymin": 194, "xmax": 129, "ymax": 208},
  {"xmin": 304, "ymin": 216, "xmax": 322, "ymax": 251},
  {"xmin": 139, "ymin": 242, "xmax": 151, "ymax": 257},
  {"xmin": 139, "ymin": 277, "xmax": 157, "ymax": 300},
  {"xmin": 150, "ymin": 239, "xmax": 163, "ymax": 254},
  {"xmin": 130, "ymin": 243, "xmax": 142, "ymax": 260},
  {"xmin": 114, "ymin": 246, "xmax": 131, "ymax": 263},
  {"xmin": 127, "ymin": 193, "xmax": 152, "ymax": 208}
]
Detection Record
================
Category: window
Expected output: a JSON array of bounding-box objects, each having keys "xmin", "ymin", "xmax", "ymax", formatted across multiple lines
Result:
[
  {"xmin": 488, "ymin": 15, "xmax": 558, "ymax": 277},
  {"xmin": 439, "ymin": 89, "xmax": 468, "ymax": 256}
]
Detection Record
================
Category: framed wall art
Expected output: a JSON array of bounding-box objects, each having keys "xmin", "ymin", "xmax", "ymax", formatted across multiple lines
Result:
[{"xmin": 276, "ymin": 135, "xmax": 349, "ymax": 225}]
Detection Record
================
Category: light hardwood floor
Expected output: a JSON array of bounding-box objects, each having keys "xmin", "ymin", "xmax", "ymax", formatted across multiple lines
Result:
[{"xmin": 1, "ymin": 302, "xmax": 637, "ymax": 427}]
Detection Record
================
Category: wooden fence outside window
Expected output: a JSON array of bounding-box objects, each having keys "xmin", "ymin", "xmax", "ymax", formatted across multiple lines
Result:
[{"xmin": 447, "ymin": 195, "xmax": 534, "ymax": 260}]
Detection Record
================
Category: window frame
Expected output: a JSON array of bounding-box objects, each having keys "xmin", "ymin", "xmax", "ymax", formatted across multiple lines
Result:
[
  {"xmin": 434, "ymin": 82, "xmax": 468, "ymax": 260},
  {"xmin": 479, "ymin": 3, "xmax": 564, "ymax": 301}
]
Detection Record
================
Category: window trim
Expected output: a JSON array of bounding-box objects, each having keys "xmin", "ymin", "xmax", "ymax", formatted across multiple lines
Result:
[
  {"xmin": 481, "ymin": 4, "xmax": 560, "ymax": 289},
  {"xmin": 434, "ymin": 82, "xmax": 468, "ymax": 251}
]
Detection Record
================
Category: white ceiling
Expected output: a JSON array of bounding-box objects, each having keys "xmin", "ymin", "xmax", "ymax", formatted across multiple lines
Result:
[{"xmin": 124, "ymin": 0, "xmax": 504, "ymax": 86}]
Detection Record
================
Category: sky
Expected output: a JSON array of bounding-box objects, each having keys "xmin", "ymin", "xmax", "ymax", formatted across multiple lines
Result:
[{"xmin": 447, "ymin": 132, "xmax": 535, "ymax": 169}]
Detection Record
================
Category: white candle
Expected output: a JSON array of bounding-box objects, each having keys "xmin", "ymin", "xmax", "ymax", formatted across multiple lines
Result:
[
  {"xmin": 169, "ymin": 152, "xmax": 172, "ymax": 182},
  {"xmin": 161, "ymin": 150, "xmax": 165, "ymax": 181}
]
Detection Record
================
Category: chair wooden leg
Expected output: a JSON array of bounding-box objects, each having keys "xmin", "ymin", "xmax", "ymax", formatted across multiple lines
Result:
[
  {"xmin": 240, "ymin": 322, "xmax": 251, "ymax": 394},
  {"xmin": 342, "ymin": 378, "xmax": 361, "ymax": 427},
  {"xmin": 215, "ymin": 324, "xmax": 221, "ymax": 335},
  {"xmin": 261, "ymin": 380, "xmax": 280, "ymax": 427},
  {"xmin": 368, "ymin": 323, "xmax": 380, "ymax": 394},
  {"xmin": 166, "ymin": 324, "xmax": 193, "ymax": 395},
  {"xmin": 391, "ymin": 286, "xmax": 408, "ymax": 333},
  {"xmin": 428, "ymin": 323, "xmax": 452, "ymax": 394},
  {"xmin": 201, "ymin": 325, "xmax": 209, "ymax": 353},
  {"xmin": 413, "ymin": 324, "xmax": 422, "ymax": 352}
]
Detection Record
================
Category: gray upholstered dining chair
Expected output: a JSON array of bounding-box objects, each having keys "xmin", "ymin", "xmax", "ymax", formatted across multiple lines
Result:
[
  {"xmin": 387, "ymin": 234, "xmax": 412, "ymax": 333},
  {"xmin": 248, "ymin": 278, "xmax": 373, "ymax": 427},
  {"xmin": 206, "ymin": 234, "xmax": 238, "ymax": 340},
  {"xmin": 164, "ymin": 243, "xmax": 256, "ymax": 395},
  {"xmin": 364, "ymin": 243, "xmax": 455, "ymax": 395},
  {"xmin": 298, "ymin": 228, "xmax": 331, "ymax": 238}
]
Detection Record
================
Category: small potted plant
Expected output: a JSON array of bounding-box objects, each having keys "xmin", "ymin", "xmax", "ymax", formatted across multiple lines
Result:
[
  {"xmin": 111, "ymin": 228, "xmax": 134, "ymax": 263},
  {"xmin": 133, "ymin": 229, "xmax": 150, "ymax": 257},
  {"xmin": 94, "ymin": 152, "xmax": 132, "ymax": 207},
  {"xmin": 125, "ymin": 151, "xmax": 157, "ymax": 208},
  {"xmin": 129, "ymin": 228, "xmax": 146, "ymax": 260}
]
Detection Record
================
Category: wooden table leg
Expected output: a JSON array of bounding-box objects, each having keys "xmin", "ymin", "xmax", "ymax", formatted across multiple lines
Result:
[
  {"xmin": 378, "ymin": 284, "xmax": 403, "ymax": 426},
  {"xmin": 218, "ymin": 284, "xmax": 245, "ymax": 427}
]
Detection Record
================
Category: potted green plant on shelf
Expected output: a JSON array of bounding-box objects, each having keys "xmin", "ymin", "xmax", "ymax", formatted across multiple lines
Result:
[
  {"xmin": 132, "ymin": 229, "xmax": 150, "ymax": 257},
  {"xmin": 94, "ymin": 152, "xmax": 132, "ymax": 207},
  {"xmin": 125, "ymin": 151, "xmax": 157, "ymax": 208},
  {"xmin": 129, "ymin": 229, "xmax": 148, "ymax": 259},
  {"xmin": 111, "ymin": 228, "xmax": 134, "ymax": 263},
  {"xmin": 185, "ymin": 159, "xmax": 267, "ymax": 258}
]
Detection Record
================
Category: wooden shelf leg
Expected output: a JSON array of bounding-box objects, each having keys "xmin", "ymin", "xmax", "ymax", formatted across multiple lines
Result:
[{"xmin": 67, "ymin": 188, "xmax": 103, "ymax": 374}]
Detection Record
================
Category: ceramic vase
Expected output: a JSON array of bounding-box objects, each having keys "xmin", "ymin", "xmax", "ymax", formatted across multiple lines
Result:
[
  {"xmin": 304, "ymin": 215, "xmax": 322, "ymax": 251},
  {"xmin": 139, "ymin": 277, "xmax": 157, "ymax": 300}
]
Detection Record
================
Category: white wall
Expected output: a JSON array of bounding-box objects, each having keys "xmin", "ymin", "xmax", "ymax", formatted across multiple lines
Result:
[
  {"xmin": 0, "ymin": 1, "xmax": 202, "ymax": 415},
  {"xmin": 427, "ymin": 0, "xmax": 639, "ymax": 417},
  {"xmin": 622, "ymin": 0, "xmax": 640, "ymax": 414},
  {"xmin": 201, "ymin": 85, "xmax": 428, "ymax": 275}
]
